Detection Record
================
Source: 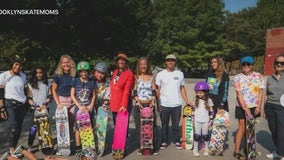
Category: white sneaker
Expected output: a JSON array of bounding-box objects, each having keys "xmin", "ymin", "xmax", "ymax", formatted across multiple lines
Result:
[
  {"xmin": 266, "ymin": 151, "xmax": 281, "ymax": 159},
  {"xmin": 193, "ymin": 150, "xmax": 200, "ymax": 157},
  {"xmin": 204, "ymin": 150, "xmax": 209, "ymax": 156}
]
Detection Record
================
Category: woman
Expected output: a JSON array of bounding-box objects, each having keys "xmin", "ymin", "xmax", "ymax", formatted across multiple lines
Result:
[
  {"xmin": 233, "ymin": 56, "xmax": 264, "ymax": 160},
  {"xmin": 205, "ymin": 56, "xmax": 229, "ymax": 113},
  {"xmin": 265, "ymin": 53, "xmax": 284, "ymax": 160},
  {"xmin": 52, "ymin": 54, "xmax": 76, "ymax": 151},
  {"xmin": 0, "ymin": 55, "xmax": 33, "ymax": 154},
  {"xmin": 109, "ymin": 52, "xmax": 134, "ymax": 125},
  {"xmin": 133, "ymin": 57, "xmax": 159, "ymax": 155}
]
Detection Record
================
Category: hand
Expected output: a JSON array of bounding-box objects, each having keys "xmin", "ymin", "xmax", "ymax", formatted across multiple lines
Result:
[
  {"xmin": 186, "ymin": 100, "xmax": 193, "ymax": 106},
  {"xmin": 40, "ymin": 105, "xmax": 47, "ymax": 111},
  {"xmin": 57, "ymin": 104, "xmax": 63, "ymax": 110},
  {"xmin": 119, "ymin": 106, "xmax": 127, "ymax": 112},
  {"xmin": 0, "ymin": 106, "xmax": 8, "ymax": 120},
  {"xmin": 86, "ymin": 105, "xmax": 93, "ymax": 112},
  {"xmin": 254, "ymin": 107, "xmax": 261, "ymax": 116},
  {"xmin": 244, "ymin": 108, "xmax": 251, "ymax": 117}
]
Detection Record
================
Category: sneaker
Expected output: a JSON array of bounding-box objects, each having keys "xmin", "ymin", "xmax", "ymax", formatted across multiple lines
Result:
[
  {"xmin": 0, "ymin": 151, "xmax": 10, "ymax": 160},
  {"xmin": 137, "ymin": 149, "xmax": 142, "ymax": 156},
  {"xmin": 175, "ymin": 142, "xmax": 182, "ymax": 150},
  {"xmin": 160, "ymin": 143, "xmax": 167, "ymax": 150},
  {"xmin": 153, "ymin": 150, "xmax": 159, "ymax": 156},
  {"xmin": 266, "ymin": 151, "xmax": 281, "ymax": 159},
  {"xmin": 204, "ymin": 150, "xmax": 209, "ymax": 156},
  {"xmin": 193, "ymin": 150, "xmax": 200, "ymax": 157}
]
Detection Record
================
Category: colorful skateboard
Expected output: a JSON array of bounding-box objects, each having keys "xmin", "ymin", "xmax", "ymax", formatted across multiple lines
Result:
[
  {"xmin": 112, "ymin": 111, "xmax": 129, "ymax": 160},
  {"xmin": 209, "ymin": 110, "xmax": 229, "ymax": 156},
  {"xmin": 181, "ymin": 105, "xmax": 194, "ymax": 150},
  {"xmin": 77, "ymin": 110, "xmax": 96, "ymax": 149},
  {"xmin": 95, "ymin": 105, "xmax": 108, "ymax": 156},
  {"xmin": 140, "ymin": 107, "xmax": 154, "ymax": 155},
  {"xmin": 34, "ymin": 109, "xmax": 54, "ymax": 155},
  {"xmin": 246, "ymin": 114, "xmax": 259, "ymax": 160},
  {"xmin": 55, "ymin": 107, "xmax": 71, "ymax": 156}
]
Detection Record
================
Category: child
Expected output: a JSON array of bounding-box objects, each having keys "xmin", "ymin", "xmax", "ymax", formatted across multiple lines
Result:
[
  {"xmin": 192, "ymin": 81, "xmax": 214, "ymax": 157},
  {"xmin": 70, "ymin": 61, "xmax": 97, "ymax": 152},
  {"xmin": 27, "ymin": 67, "xmax": 52, "ymax": 152}
]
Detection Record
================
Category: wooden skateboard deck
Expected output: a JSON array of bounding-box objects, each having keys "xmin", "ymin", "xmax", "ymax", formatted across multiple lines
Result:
[
  {"xmin": 181, "ymin": 105, "xmax": 194, "ymax": 150},
  {"xmin": 112, "ymin": 111, "xmax": 129, "ymax": 160},
  {"xmin": 96, "ymin": 106, "xmax": 108, "ymax": 156},
  {"xmin": 34, "ymin": 109, "xmax": 54, "ymax": 155},
  {"xmin": 55, "ymin": 107, "xmax": 70, "ymax": 156},
  {"xmin": 209, "ymin": 110, "xmax": 229, "ymax": 156},
  {"xmin": 140, "ymin": 107, "xmax": 154, "ymax": 155}
]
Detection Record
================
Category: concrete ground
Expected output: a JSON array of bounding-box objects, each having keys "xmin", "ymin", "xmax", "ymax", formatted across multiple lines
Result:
[{"xmin": 0, "ymin": 78, "xmax": 275, "ymax": 160}]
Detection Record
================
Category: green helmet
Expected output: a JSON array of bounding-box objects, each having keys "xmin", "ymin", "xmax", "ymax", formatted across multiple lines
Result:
[{"xmin": 77, "ymin": 61, "xmax": 90, "ymax": 71}]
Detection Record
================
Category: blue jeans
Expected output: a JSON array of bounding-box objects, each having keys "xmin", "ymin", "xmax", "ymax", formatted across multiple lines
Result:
[
  {"xmin": 5, "ymin": 99, "xmax": 27, "ymax": 148},
  {"xmin": 161, "ymin": 105, "xmax": 181, "ymax": 144}
]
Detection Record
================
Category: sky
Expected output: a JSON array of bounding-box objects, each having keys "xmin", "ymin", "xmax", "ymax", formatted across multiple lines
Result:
[{"xmin": 224, "ymin": 0, "xmax": 258, "ymax": 13}]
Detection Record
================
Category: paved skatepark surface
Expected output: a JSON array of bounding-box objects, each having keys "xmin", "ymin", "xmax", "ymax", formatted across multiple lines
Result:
[{"xmin": 0, "ymin": 78, "xmax": 275, "ymax": 160}]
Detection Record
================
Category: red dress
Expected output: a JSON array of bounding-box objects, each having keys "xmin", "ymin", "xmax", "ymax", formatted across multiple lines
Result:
[{"xmin": 110, "ymin": 69, "xmax": 134, "ymax": 112}]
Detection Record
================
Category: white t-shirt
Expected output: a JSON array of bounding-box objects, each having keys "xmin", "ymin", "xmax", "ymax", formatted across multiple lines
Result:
[
  {"xmin": 156, "ymin": 69, "xmax": 185, "ymax": 107},
  {"xmin": 194, "ymin": 98, "xmax": 214, "ymax": 123},
  {"xmin": 0, "ymin": 71, "xmax": 27, "ymax": 103},
  {"xmin": 28, "ymin": 81, "xmax": 50, "ymax": 106}
]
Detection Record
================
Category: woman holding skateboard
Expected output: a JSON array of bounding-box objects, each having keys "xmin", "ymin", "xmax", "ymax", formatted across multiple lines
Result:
[
  {"xmin": 133, "ymin": 57, "xmax": 159, "ymax": 155},
  {"xmin": 233, "ymin": 56, "xmax": 264, "ymax": 160},
  {"xmin": 264, "ymin": 53, "xmax": 284, "ymax": 160},
  {"xmin": 205, "ymin": 56, "xmax": 229, "ymax": 113},
  {"xmin": 109, "ymin": 52, "xmax": 134, "ymax": 125}
]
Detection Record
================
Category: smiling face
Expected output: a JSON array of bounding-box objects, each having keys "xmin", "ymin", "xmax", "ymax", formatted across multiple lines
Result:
[
  {"xmin": 211, "ymin": 58, "xmax": 218, "ymax": 70},
  {"xmin": 274, "ymin": 55, "xmax": 284, "ymax": 72},
  {"xmin": 11, "ymin": 62, "xmax": 22, "ymax": 74},
  {"xmin": 94, "ymin": 70, "xmax": 106, "ymax": 81},
  {"xmin": 139, "ymin": 59, "xmax": 148, "ymax": 74},
  {"xmin": 61, "ymin": 57, "xmax": 71, "ymax": 73},
  {"xmin": 165, "ymin": 59, "xmax": 176, "ymax": 71},
  {"xmin": 116, "ymin": 57, "xmax": 127, "ymax": 70},
  {"xmin": 35, "ymin": 68, "xmax": 43, "ymax": 81},
  {"xmin": 196, "ymin": 90, "xmax": 205, "ymax": 99},
  {"xmin": 241, "ymin": 62, "xmax": 253, "ymax": 75},
  {"xmin": 79, "ymin": 70, "xmax": 89, "ymax": 80}
]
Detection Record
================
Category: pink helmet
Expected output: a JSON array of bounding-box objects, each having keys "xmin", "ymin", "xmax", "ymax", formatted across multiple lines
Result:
[{"xmin": 194, "ymin": 81, "xmax": 209, "ymax": 91}]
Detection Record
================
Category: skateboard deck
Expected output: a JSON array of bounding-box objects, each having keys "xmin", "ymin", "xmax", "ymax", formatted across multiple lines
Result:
[
  {"xmin": 96, "ymin": 105, "xmax": 108, "ymax": 156},
  {"xmin": 77, "ymin": 110, "xmax": 96, "ymax": 149},
  {"xmin": 112, "ymin": 111, "xmax": 129, "ymax": 160},
  {"xmin": 55, "ymin": 107, "xmax": 71, "ymax": 156},
  {"xmin": 209, "ymin": 110, "xmax": 229, "ymax": 156},
  {"xmin": 246, "ymin": 114, "xmax": 258, "ymax": 160},
  {"xmin": 140, "ymin": 107, "xmax": 154, "ymax": 155},
  {"xmin": 34, "ymin": 109, "xmax": 54, "ymax": 155},
  {"xmin": 181, "ymin": 105, "xmax": 194, "ymax": 150}
]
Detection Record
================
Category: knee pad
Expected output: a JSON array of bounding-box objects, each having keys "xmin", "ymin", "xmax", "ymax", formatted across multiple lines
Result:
[
  {"xmin": 202, "ymin": 134, "xmax": 210, "ymax": 141},
  {"xmin": 194, "ymin": 134, "xmax": 201, "ymax": 141}
]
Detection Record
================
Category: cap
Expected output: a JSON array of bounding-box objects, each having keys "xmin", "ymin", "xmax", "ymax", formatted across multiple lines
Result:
[
  {"xmin": 241, "ymin": 56, "xmax": 254, "ymax": 64},
  {"xmin": 165, "ymin": 54, "xmax": 176, "ymax": 60},
  {"xmin": 116, "ymin": 53, "xmax": 128, "ymax": 61}
]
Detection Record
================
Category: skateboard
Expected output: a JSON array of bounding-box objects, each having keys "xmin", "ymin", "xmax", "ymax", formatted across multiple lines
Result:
[
  {"xmin": 112, "ymin": 111, "xmax": 129, "ymax": 160},
  {"xmin": 77, "ymin": 110, "xmax": 96, "ymax": 149},
  {"xmin": 181, "ymin": 105, "xmax": 194, "ymax": 150},
  {"xmin": 95, "ymin": 105, "xmax": 108, "ymax": 156},
  {"xmin": 208, "ymin": 110, "xmax": 229, "ymax": 156},
  {"xmin": 140, "ymin": 107, "xmax": 154, "ymax": 155},
  {"xmin": 55, "ymin": 107, "xmax": 71, "ymax": 156},
  {"xmin": 34, "ymin": 109, "xmax": 54, "ymax": 155},
  {"xmin": 246, "ymin": 114, "xmax": 259, "ymax": 160}
]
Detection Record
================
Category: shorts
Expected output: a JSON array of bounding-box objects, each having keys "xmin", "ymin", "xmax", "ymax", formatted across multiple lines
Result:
[{"xmin": 235, "ymin": 106, "xmax": 260, "ymax": 119}]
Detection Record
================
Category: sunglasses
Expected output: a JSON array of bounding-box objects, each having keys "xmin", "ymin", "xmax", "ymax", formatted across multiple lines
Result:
[
  {"xmin": 241, "ymin": 62, "xmax": 252, "ymax": 66},
  {"xmin": 275, "ymin": 61, "xmax": 284, "ymax": 65}
]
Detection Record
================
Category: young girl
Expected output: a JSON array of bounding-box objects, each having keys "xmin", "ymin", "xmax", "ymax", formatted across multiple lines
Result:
[
  {"xmin": 132, "ymin": 57, "xmax": 158, "ymax": 155},
  {"xmin": 52, "ymin": 54, "xmax": 76, "ymax": 146},
  {"xmin": 193, "ymin": 81, "xmax": 214, "ymax": 157},
  {"xmin": 70, "ymin": 61, "xmax": 97, "ymax": 152},
  {"xmin": 27, "ymin": 67, "xmax": 52, "ymax": 152}
]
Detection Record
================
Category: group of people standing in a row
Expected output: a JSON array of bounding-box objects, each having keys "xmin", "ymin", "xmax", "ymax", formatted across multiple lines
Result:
[{"xmin": 0, "ymin": 52, "xmax": 284, "ymax": 160}]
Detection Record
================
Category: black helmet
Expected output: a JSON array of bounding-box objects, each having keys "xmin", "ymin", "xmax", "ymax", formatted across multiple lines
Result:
[{"xmin": 11, "ymin": 54, "xmax": 26, "ymax": 64}]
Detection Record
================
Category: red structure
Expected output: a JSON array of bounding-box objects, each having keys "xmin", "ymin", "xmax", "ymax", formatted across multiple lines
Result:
[{"xmin": 265, "ymin": 27, "xmax": 284, "ymax": 75}]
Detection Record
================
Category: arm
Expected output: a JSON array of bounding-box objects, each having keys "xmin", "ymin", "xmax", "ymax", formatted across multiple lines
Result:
[
  {"xmin": 70, "ymin": 87, "xmax": 83, "ymax": 111},
  {"xmin": 0, "ymin": 85, "xmax": 8, "ymax": 120},
  {"xmin": 119, "ymin": 72, "xmax": 134, "ymax": 111},
  {"xmin": 87, "ymin": 89, "xmax": 96, "ymax": 112},
  {"xmin": 218, "ymin": 73, "xmax": 230, "ymax": 109},
  {"xmin": 180, "ymin": 85, "xmax": 192, "ymax": 106},
  {"xmin": 236, "ymin": 89, "xmax": 251, "ymax": 116},
  {"xmin": 52, "ymin": 82, "xmax": 61, "ymax": 109}
]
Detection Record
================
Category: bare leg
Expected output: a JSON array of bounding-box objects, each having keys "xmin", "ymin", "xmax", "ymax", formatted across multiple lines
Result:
[{"xmin": 234, "ymin": 119, "xmax": 245, "ymax": 153}]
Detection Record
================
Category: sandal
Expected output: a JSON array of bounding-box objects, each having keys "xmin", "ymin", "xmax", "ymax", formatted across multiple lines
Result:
[{"xmin": 233, "ymin": 152, "xmax": 245, "ymax": 160}]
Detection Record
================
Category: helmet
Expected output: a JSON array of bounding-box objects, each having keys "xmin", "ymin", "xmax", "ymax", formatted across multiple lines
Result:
[
  {"xmin": 77, "ymin": 61, "xmax": 90, "ymax": 71},
  {"xmin": 194, "ymin": 81, "xmax": 209, "ymax": 92},
  {"xmin": 94, "ymin": 62, "xmax": 108, "ymax": 73},
  {"xmin": 11, "ymin": 54, "xmax": 26, "ymax": 64}
]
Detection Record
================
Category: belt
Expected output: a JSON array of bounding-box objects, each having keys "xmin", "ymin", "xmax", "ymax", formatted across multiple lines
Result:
[{"xmin": 6, "ymin": 99, "xmax": 25, "ymax": 105}]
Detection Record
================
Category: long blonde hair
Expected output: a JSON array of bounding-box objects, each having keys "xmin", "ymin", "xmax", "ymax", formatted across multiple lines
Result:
[
  {"xmin": 211, "ymin": 56, "xmax": 225, "ymax": 82},
  {"xmin": 54, "ymin": 54, "xmax": 76, "ymax": 77}
]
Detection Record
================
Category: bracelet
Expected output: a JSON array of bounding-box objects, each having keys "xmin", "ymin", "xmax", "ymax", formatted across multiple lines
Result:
[{"xmin": 42, "ymin": 102, "xmax": 49, "ymax": 106}]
